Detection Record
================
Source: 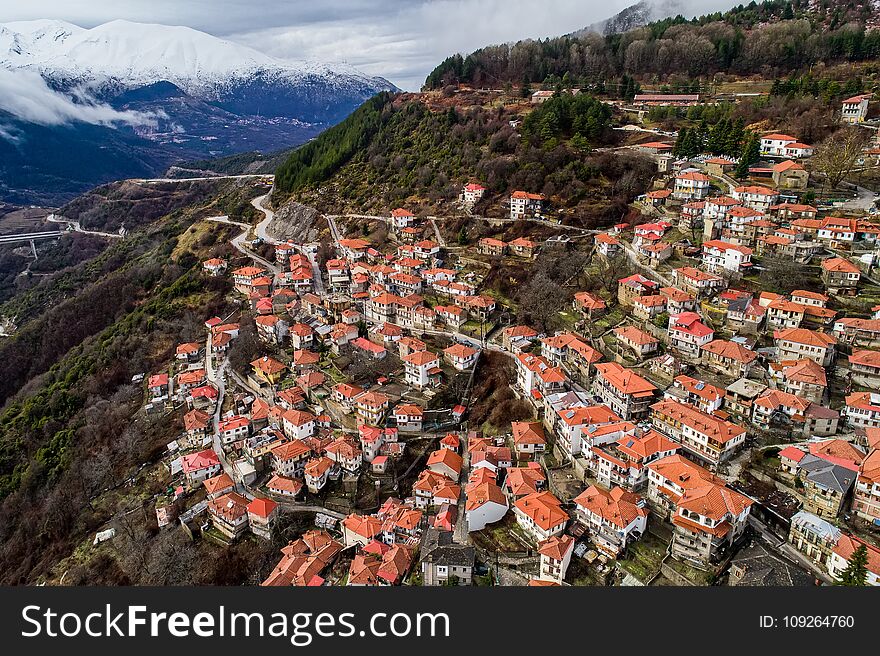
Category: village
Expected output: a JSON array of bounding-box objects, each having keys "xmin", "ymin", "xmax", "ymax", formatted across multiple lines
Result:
[{"xmin": 129, "ymin": 89, "xmax": 880, "ymax": 589}]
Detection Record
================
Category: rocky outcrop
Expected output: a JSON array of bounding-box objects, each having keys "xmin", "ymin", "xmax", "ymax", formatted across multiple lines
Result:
[{"xmin": 267, "ymin": 199, "xmax": 321, "ymax": 244}]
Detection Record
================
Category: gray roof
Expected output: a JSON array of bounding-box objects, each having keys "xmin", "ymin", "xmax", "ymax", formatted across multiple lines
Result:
[
  {"xmin": 790, "ymin": 510, "xmax": 842, "ymax": 543},
  {"xmin": 729, "ymin": 540, "xmax": 814, "ymax": 587},
  {"xmin": 726, "ymin": 378, "xmax": 767, "ymax": 398},
  {"xmin": 798, "ymin": 455, "xmax": 856, "ymax": 494},
  {"xmin": 420, "ymin": 528, "xmax": 475, "ymax": 568}
]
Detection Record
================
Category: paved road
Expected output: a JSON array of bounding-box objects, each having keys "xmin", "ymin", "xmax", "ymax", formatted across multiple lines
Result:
[
  {"xmin": 134, "ymin": 174, "xmax": 274, "ymax": 184},
  {"xmin": 45, "ymin": 214, "xmax": 124, "ymax": 239}
]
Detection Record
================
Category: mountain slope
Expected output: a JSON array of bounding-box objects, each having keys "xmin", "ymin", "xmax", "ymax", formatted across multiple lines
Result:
[
  {"xmin": 573, "ymin": 0, "xmax": 735, "ymax": 37},
  {"xmin": 0, "ymin": 20, "xmax": 397, "ymax": 205},
  {"xmin": 424, "ymin": 0, "xmax": 880, "ymax": 90}
]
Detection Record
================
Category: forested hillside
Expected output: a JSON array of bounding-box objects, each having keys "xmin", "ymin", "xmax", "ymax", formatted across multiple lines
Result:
[
  {"xmin": 425, "ymin": 0, "xmax": 880, "ymax": 89},
  {"xmin": 273, "ymin": 89, "xmax": 651, "ymax": 224}
]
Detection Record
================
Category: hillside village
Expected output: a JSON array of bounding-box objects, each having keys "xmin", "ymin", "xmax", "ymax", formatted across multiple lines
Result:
[{"xmin": 115, "ymin": 86, "xmax": 880, "ymax": 588}]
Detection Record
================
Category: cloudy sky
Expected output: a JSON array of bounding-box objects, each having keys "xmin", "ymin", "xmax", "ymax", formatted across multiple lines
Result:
[{"xmin": 0, "ymin": 0, "xmax": 733, "ymax": 90}]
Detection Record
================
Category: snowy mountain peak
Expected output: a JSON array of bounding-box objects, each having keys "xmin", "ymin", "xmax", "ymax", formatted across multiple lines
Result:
[{"xmin": 0, "ymin": 19, "xmax": 395, "ymax": 96}]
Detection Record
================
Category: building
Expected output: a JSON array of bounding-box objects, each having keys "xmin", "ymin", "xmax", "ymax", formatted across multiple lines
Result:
[
  {"xmin": 261, "ymin": 530, "xmax": 342, "ymax": 586},
  {"xmin": 510, "ymin": 191, "xmax": 544, "ymax": 219},
  {"xmin": 821, "ymin": 257, "xmax": 860, "ymax": 295},
  {"xmin": 667, "ymin": 312, "xmax": 714, "ymax": 359},
  {"xmin": 853, "ymin": 448, "xmax": 880, "ymax": 524},
  {"xmin": 420, "ymin": 529, "xmax": 476, "ymax": 586},
  {"xmin": 573, "ymin": 485, "xmax": 648, "ymax": 557},
  {"xmin": 650, "ymin": 399, "xmax": 746, "ymax": 468},
  {"xmin": 592, "ymin": 430, "xmax": 679, "ymax": 491},
  {"xmin": 614, "ymin": 325, "xmax": 659, "ymax": 359},
  {"xmin": 671, "ymin": 481, "xmax": 753, "ymax": 565},
  {"xmin": 592, "ymin": 362, "xmax": 657, "ymax": 420},
  {"xmin": 760, "ymin": 133, "xmax": 813, "ymax": 158},
  {"xmin": 701, "ymin": 240, "xmax": 753, "ymax": 274},
  {"xmin": 673, "ymin": 170, "xmax": 711, "ymax": 200},
  {"xmin": 537, "ymin": 534, "xmax": 575, "ymax": 584},
  {"xmin": 841, "ymin": 94, "xmax": 871, "ymax": 124},
  {"xmin": 701, "ymin": 339, "xmax": 758, "ymax": 378},
  {"xmin": 460, "ymin": 182, "xmax": 486, "ymax": 206},
  {"xmin": 732, "ymin": 185, "xmax": 779, "ymax": 212},
  {"xmin": 788, "ymin": 510, "xmax": 842, "ymax": 569},
  {"xmin": 512, "ymin": 491, "xmax": 568, "ymax": 542},
  {"xmin": 465, "ymin": 480, "xmax": 508, "ymax": 531},
  {"xmin": 443, "ymin": 343, "xmax": 479, "ymax": 371},
  {"xmin": 844, "ymin": 392, "xmax": 880, "ymax": 430},
  {"xmin": 511, "ymin": 421, "xmax": 547, "ymax": 457},
  {"xmin": 774, "ymin": 328, "xmax": 836, "ymax": 367},
  {"xmin": 208, "ymin": 492, "xmax": 250, "ymax": 539},
  {"xmin": 827, "ymin": 534, "xmax": 880, "ymax": 586}
]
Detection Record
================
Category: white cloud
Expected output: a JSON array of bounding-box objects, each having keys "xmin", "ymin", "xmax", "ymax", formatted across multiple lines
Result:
[{"xmin": 0, "ymin": 68, "xmax": 161, "ymax": 130}]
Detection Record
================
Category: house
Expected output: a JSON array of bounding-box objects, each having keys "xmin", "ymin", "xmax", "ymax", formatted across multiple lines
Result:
[
  {"xmin": 673, "ymin": 170, "xmax": 711, "ymax": 200},
  {"xmin": 774, "ymin": 328, "xmax": 836, "ymax": 367},
  {"xmin": 668, "ymin": 375, "xmax": 724, "ymax": 414},
  {"xmin": 356, "ymin": 391, "xmax": 390, "ymax": 426},
  {"xmin": 460, "ymin": 182, "xmax": 486, "ymax": 206},
  {"xmin": 667, "ymin": 312, "xmax": 714, "ymax": 359},
  {"xmin": 827, "ymin": 534, "xmax": 880, "ymax": 586},
  {"xmin": 833, "ymin": 318, "xmax": 880, "ymax": 347},
  {"xmin": 788, "ymin": 511, "xmax": 842, "ymax": 569},
  {"xmin": 478, "ymin": 237, "xmax": 506, "ymax": 256},
  {"xmin": 727, "ymin": 539, "xmax": 814, "ymax": 586},
  {"xmin": 511, "ymin": 421, "xmax": 547, "ymax": 457},
  {"xmin": 420, "ymin": 529, "xmax": 476, "ymax": 585},
  {"xmin": 281, "ymin": 409, "xmax": 316, "ymax": 441},
  {"xmin": 671, "ymin": 479, "xmax": 753, "ymax": 565},
  {"xmin": 202, "ymin": 257, "xmax": 227, "ymax": 276},
  {"xmin": 515, "ymin": 352, "xmax": 566, "ymax": 400},
  {"xmin": 650, "ymin": 399, "xmax": 746, "ymax": 468},
  {"xmin": 465, "ymin": 480, "xmax": 508, "ymax": 531},
  {"xmin": 849, "ymin": 349, "xmax": 880, "ymax": 386},
  {"xmin": 672, "ymin": 267, "xmax": 725, "ymax": 299},
  {"xmin": 504, "ymin": 464, "xmax": 547, "ymax": 500},
  {"xmin": 332, "ymin": 382, "xmax": 364, "ymax": 412},
  {"xmin": 769, "ymin": 358, "xmax": 827, "ymax": 403},
  {"xmin": 755, "ymin": 389, "xmax": 839, "ymax": 438},
  {"xmin": 251, "ymin": 356, "xmax": 286, "ymax": 386},
  {"xmin": 247, "ymin": 498, "xmax": 278, "ymax": 540},
  {"xmin": 841, "ymin": 94, "xmax": 871, "ymax": 124},
  {"xmin": 821, "ymin": 257, "xmax": 860, "ymax": 295},
  {"xmin": 573, "ymin": 291, "xmax": 606, "ymax": 318},
  {"xmin": 701, "ymin": 339, "xmax": 758, "ymax": 378},
  {"xmin": 512, "ymin": 491, "xmax": 567, "ymax": 542},
  {"xmin": 218, "ymin": 415, "xmax": 250, "ymax": 444},
  {"xmin": 325, "ymin": 436, "xmax": 363, "ymax": 473},
  {"xmin": 660, "ymin": 286, "xmax": 696, "ymax": 315},
  {"xmin": 733, "ymin": 185, "xmax": 779, "ymax": 212},
  {"xmin": 403, "ymin": 350, "xmax": 442, "ymax": 389},
  {"xmin": 181, "ymin": 449, "xmax": 221, "ymax": 484},
  {"xmin": 853, "ymin": 446, "xmax": 880, "ymax": 524},
  {"xmin": 844, "ymin": 392, "xmax": 880, "ymax": 430},
  {"xmin": 818, "ymin": 217, "xmax": 858, "ymax": 247},
  {"xmin": 427, "ymin": 448, "xmax": 463, "ymax": 481},
  {"xmin": 537, "ymin": 534, "xmax": 575, "ymax": 584},
  {"xmin": 510, "ymin": 191, "xmax": 544, "ymax": 219},
  {"xmin": 271, "ymin": 440, "xmax": 312, "ymax": 478},
  {"xmin": 594, "ymin": 233, "xmax": 621, "ymax": 257},
  {"xmin": 208, "ymin": 492, "xmax": 250, "ymax": 539},
  {"xmin": 203, "ymin": 473, "xmax": 234, "ymax": 500},
  {"xmin": 760, "ymin": 133, "xmax": 813, "ymax": 158},
  {"xmin": 617, "ymin": 274, "xmax": 658, "ymax": 306},
  {"xmin": 554, "ymin": 404, "xmax": 621, "ymax": 458},
  {"xmin": 261, "ymin": 530, "xmax": 341, "ymax": 586},
  {"xmin": 266, "ymin": 475, "xmax": 304, "ymax": 499},
  {"xmin": 593, "ymin": 430, "xmax": 679, "ymax": 491},
  {"xmin": 592, "ymin": 362, "xmax": 657, "ymax": 420},
  {"xmin": 444, "ymin": 343, "xmax": 479, "ymax": 370},
  {"xmin": 701, "ymin": 240, "xmax": 752, "ymax": 274},
  {"xmin": 573, "ymin": 485, "xmax": 648, "ymax": 557},
  {"xmin": 632, "ymin": 294, "xmax": 667, "ymax": 321},
  {"xmin": 614, "ymin": 325, "xmax": 659, "ymax": 359},
  {"xmin": 508, "ymin": 237, "xmax": 537, "ymax": 259},
  {"xmin": 772, "ymin": 159, "xmax": 808, "ymax": 189}
]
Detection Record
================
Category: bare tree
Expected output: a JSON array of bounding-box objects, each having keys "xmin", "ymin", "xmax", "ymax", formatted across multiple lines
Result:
[{"xmin": 811, "ymin": 126, "xmax": 872, "ymax": 190}]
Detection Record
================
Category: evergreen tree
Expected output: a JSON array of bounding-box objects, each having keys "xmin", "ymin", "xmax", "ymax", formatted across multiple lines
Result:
[
  {"xmin": 735, "ymin": 133, "xmax": 760, "ymax": 178},
  {"xmin": 836, "ymin": 544, "xmax": 869, "ymax": 586},
  {"xmin": 673, "ymin": 127, "xmax": 689, "ymax": 158}
]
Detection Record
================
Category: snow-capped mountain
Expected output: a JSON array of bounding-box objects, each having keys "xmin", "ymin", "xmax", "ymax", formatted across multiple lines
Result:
[
  {"xmin": 0, "ymin": 20, "xmax": 397, "ymax": 205},
  {"xmin": 573, "ymin": 0, "xmax": 734, "ymax": 37},
  {"xmin": 1, "ymin": 19, "xmax": 395, "ymax": 108}
]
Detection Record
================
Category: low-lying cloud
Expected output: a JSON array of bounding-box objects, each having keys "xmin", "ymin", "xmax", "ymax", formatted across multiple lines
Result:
[{"xmin": 0, "ymin": 68, "xmax": 160, "ymax": 133}]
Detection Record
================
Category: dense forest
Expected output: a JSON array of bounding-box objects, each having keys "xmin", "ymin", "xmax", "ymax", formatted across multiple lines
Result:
[{"xmin": 424, "ymin": 0, "xmax": 880, "ymax": 89}]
